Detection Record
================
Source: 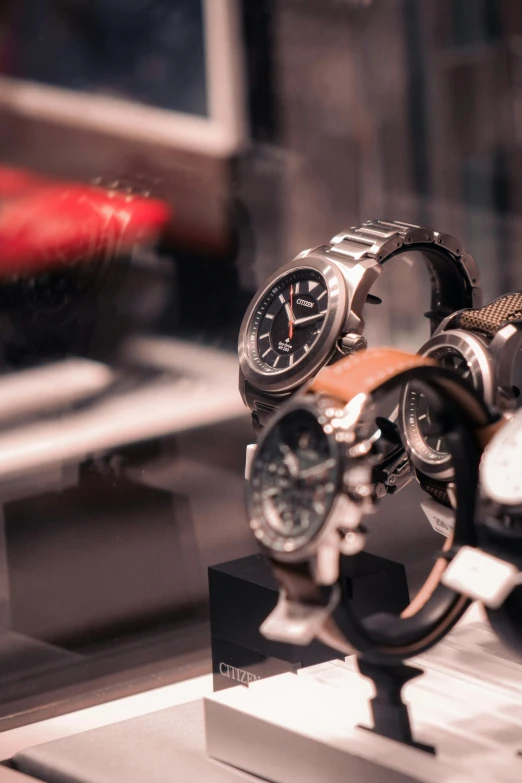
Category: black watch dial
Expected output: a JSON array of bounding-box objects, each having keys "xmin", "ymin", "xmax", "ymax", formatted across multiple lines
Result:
[
  {"xmin": 249, "ymin": 407, "xmax": 338, "ymax": 552},
  {"xmin": 403, "ymin": 347, "xmax": 471, "ymax": 467},
  {"xmin": 247, "ymin": 268, "xmax": 328, "ymax": 374}
]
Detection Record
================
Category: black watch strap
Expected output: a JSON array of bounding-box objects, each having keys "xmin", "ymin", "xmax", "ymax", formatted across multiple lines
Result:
[{"xmin": 455, "ymin": 291, "xmax": 522, "ymax": 338}]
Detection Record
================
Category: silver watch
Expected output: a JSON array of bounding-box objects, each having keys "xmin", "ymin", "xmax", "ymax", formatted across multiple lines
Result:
[
  {"xmin": 400, "ymin": 291, "xmax": 522, "ymax": 489},
  {"xmin": 238, "ymin": 220, "xmax": 481, "ymax": 430}
]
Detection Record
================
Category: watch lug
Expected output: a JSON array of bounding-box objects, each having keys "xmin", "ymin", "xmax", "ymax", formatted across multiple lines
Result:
[
  {"xmin": 333, "ymin": 258, "xmax": 382, "ymax": 334},
  {"xmin": 489, "ymin": 323, "xmax": 522, "ymax": 409}
]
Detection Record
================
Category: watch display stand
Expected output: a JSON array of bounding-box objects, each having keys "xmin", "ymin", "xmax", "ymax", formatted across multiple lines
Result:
[
  {"xmin": 357, "ymin": 657, "xmax": 436, "ymax": 755},
  {"xmin": 205, "ymin": 612, "xmax": 522, "ymax": 783},
  {"xmin": 208, "ymin": 552, "xmax": 409, "ymax": 691}
]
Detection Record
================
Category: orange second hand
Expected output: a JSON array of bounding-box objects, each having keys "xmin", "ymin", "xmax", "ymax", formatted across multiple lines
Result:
[{"xmin": 289, "ymin": 285, "xmax": 294, "ymax": 340}]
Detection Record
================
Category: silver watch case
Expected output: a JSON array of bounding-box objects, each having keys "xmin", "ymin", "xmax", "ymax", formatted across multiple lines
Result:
[
  {"xmin": 400, "ymin": 319, "xmax": 522, "ymax": 481},
  {"xmin": 238, "ymin": 248, "xmax": 380, "ymax": 395},
  {"xmin": 248, "ymin": 393, "xmax": 375, "ymax": 586}
]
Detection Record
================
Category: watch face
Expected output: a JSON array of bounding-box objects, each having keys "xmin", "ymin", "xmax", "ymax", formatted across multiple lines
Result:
[
  {"xmin": 246, "ymin": 268, "xmax": 328, "ymax": 375},
  {"xmin": 481, "ymin": 413, "xmax": 522, "ymax": 506},
  {"xmin": 248, "ymin": 407, "xmax": 339, "ymax": 553},
  {"xmin": 402, "ymin": 385, "xmax": 450, "ymax": 467},
  {"xmin": 402, "ymin": 347, "xmax": 472, "ymax": 471}
]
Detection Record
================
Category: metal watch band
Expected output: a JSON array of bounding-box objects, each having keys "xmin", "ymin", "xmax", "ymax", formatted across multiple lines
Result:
[
  {"xmin": 456, "ymin": 290, "xmax": 522, "ymax": 338},
  {"xmin": 327, "ymin": 220, "xmax": 481, "ymax": 329}
]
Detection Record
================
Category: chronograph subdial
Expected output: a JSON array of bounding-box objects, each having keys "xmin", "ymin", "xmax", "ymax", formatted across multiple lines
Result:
[{"xmin": 248, "ymin": 269, "xmax": 328, "ymax": 374}]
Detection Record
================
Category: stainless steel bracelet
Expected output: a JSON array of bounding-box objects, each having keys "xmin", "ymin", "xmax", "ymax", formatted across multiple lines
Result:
[
  {"xmin": 323, "ymin": 219, "xmax": 482, "ymax": 329},
  {"xmin": 329, "ymin": 219, "xmax": 474, "ymax": 272}
]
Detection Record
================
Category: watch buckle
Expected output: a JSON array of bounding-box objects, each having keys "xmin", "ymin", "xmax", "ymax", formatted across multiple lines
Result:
[{"xmin": 260, "ymin": 585, "xmax": 340, "ymax": 646}]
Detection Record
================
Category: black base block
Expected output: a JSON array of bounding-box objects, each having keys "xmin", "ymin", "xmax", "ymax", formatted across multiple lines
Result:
[{"xmin": 209, "ymin": 552, "xmax": 409, "ymax": 691}]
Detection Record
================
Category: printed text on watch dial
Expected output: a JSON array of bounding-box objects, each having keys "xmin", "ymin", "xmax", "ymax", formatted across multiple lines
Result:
[{"xmin": 248, "ymin": 270, "xmax": 328, "ymax": 373}]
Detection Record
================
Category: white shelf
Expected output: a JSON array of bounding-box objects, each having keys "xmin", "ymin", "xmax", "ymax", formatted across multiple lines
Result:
[{"xmin": 205, "ymin": 618, "xmax": 522, "ymax": 783}]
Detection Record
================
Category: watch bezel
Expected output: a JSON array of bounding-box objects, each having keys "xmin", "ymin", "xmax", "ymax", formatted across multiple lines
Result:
[
  {"xmin": 399, "ymin": 329, "xmax": 494, "ymax": 480},
  {"xmin": 238, "ymin": 252, "xmax": 348, "ymax": 394},
  {"xmin": 247, "ymin": 397, "xmax": 344, "ymax": 560}
]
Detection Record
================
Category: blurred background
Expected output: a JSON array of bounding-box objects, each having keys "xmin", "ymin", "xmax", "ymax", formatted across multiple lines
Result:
[{"xmin": 0, "ymin": 0, "xmax": 519, "ymax": 728}]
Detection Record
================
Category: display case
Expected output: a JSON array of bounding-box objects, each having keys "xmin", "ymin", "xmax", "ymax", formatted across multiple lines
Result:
[{"xmin": 0, "ymin": 7, "xmax": 520, "ymax": 783}]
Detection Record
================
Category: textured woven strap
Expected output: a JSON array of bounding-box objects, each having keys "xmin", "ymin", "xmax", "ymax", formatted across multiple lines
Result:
[
  {"xmin": 457, "ymin": 291, "xmax": 522, "ymax": 337},
  {"xmin": 420, "ymin": 476, "xmax": 451, "ymax": 508}
]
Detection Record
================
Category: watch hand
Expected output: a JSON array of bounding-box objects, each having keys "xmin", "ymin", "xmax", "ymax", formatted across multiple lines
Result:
[
  {"xmin": 280, "ymin": 443, "xmax": 300, "ymax": 477},
  {"xmin": 299, "ymin": 458, "xmax": 336, "ymax": 479},
  {"xmin": 293, "ymin": 312, "xmax": 326, "ymax": 327},
  {"xmin": 284, "ymin": 303, "xmax": 296, "ymax": 324},
  {"xmin": 289, "ymin": 285, "xmax": 294, "ymax": 340}
]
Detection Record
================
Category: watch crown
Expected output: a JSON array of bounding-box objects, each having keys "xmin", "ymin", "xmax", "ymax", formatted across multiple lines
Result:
[{"xmin": 339, "ymin": 333, "xmax": 368, "ymax": 355}]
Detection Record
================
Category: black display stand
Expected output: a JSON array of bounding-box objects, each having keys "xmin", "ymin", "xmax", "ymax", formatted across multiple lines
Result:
[
  {"xmin": 357, "ymin": 657, "xmax": 436, "ymax": 755},
  {"xmin": 209, "ymin": 552, "xmax": 410, "ymax": 691}
]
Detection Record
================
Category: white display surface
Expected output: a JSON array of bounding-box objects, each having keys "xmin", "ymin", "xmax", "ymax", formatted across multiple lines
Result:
[
  {"xmin": 0, "ymin": 674, "xmax": 212, "ymax": 760},
  {"xmin": 205, "ymin": 614, "xmax": 522, "ymax": 783}
]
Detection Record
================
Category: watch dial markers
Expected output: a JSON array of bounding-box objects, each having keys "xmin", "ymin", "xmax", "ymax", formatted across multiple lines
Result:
[
  {"xmin": 247, "ymin": 269, "xmax": 328, "ymax": 375},
  {"xmin": 403, "ymin": 346, "xmax": 475, "ymax": 469}
]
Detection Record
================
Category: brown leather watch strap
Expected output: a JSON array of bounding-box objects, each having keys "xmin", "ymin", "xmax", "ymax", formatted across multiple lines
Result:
[
  {"xmin": 309, "ymin": 348, "xmax": 434, "ymax": 403},
  {"xmin": 310, "ymin": 348, "xmax": 494, "ymax": 439},
  {"xmin": 310, "ymin": 348, "xmax": 499, "ymax": 628}
]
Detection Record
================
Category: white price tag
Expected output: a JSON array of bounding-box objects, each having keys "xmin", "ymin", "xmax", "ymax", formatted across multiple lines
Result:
[
  {"xmin": 442, "ymin": 546, "xmax": 521, "ymax": 609},
  {"xmin": 420, "ymin": 497, "xmax": 455, "ymax": 538}
]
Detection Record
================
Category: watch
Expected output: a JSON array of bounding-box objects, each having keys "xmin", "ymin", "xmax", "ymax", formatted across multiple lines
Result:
[
  {"xmin": 475, "ymin": 408, "xmax": 522, "ymax": 653},
  {"xmin": 239, "ymin": 220, "xmax": 482, "ymax": 430},
  {"xmin": 247, "ymin": 348, "xmax": 497, "ymax": 664},
  {"xmin": 399, "ymin": 290, "xmax": 522, "ymax": 503}
]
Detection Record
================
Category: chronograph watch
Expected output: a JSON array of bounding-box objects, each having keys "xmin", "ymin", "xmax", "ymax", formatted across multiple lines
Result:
[
  {"xmin": 247, "ymin": 348, "xmax": 498, "ymax": 663},
  {"xmin": 239, "ymin": 220, "xmax": 481, "ymax": 430},
  {"xmin": 399, "ymin": 290, "xmax": 522, "ymax": 510}
]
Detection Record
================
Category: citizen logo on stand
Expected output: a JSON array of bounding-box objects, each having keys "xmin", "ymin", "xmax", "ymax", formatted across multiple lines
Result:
[
  {"xmin": 219, "ymin": 662, "xmax": 261, "ymax": 684},
  {"xmin": 296, "ymin": 298, "xmax": 314, "ymax": 308}
]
